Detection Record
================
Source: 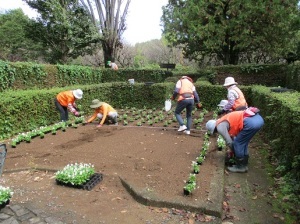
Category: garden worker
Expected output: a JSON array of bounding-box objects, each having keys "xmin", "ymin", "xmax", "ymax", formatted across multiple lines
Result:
[
  {"xmin": 170, "ymin": 76, "xmax": 201, "ymax": 135},
  {"xmin": 54, "ymin": 89, "xmax": 83, "ymax": 122},
  {"xmin": 205, "ymin": 108, "xmax": 264, "ymax": 173},
  {"xmin": 107, "ymin": 61, "xmax": 118, "ymax": 70},
  {"xmin": 218, "ymin": 77, "xmax": 248, "ymax": 115},
  {"xmin": 86, "ymin": 99, "xmax": 118, "ymax": 127}
]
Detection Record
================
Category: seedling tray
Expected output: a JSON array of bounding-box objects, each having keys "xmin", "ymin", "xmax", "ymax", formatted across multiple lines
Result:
[{"xmin": 56, "ymin": 173, "xmax": 103, "ymax": 191}]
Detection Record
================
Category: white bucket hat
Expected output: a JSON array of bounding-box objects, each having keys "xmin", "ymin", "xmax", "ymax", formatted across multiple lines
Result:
[
  {"xmin": 223, "ymin": 77, "xmax": 237, "ymax": 87},
  {"xmin": 72, "ymin": 89, "xmax": 83, "ymax": 99},
  {"xmin": 206, "ymin": 120, "xmax": 216, "ymax": 134},
  {"xmin": 218, "ymin": 100, "xmax": 228, "ymax": 107}
]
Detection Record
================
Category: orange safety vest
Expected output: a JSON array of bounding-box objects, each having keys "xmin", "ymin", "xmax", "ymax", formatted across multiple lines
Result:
[
  {"xmin": 178, "ymin": 78, "xmax": 194, "ymax": 101},
  {"xmin": 216, "ymin": 111, "xmax": 244, "ymax": 137},
  {"xmin": 56, "ymin": 91, "xmax": 75, "ymax": 107},
  {"xmin": 232, "ymin": 87, "xmax": 247, "ymax": 110}
]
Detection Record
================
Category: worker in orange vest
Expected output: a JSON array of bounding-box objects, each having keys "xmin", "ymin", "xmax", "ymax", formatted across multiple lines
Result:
[
  {"xmin": 218, "ymin": 77, "xmax": 248, "ymax": 115},
  {"xmin": 170, "ymin": 76, "xmax": 201, "ymax": 135},
  {"xmin": 85, "ymin": 99, "xmax": 118, "ymax": 127},
  {"xmin": 54, "ymin": 89, "xmax": 83, "ymax": 121},
  {"xmin": 206, "ymin": 108, "xmax": 264, "ymax": 173}
]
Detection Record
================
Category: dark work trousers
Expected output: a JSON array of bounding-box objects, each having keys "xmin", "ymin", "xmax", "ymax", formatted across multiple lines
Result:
[
  {"xmin": 175, "ymin": 98, "xmax": 194, "ymax": 131},
  {"xmin": 54, "ymin": 98, "xmax": 68, "ymax": 121},
  {"xmin": 233, "ymin": 113, "xmax": 264, "ymax": 158}
]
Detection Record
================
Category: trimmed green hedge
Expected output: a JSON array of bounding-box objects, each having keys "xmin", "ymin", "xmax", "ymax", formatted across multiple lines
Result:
[
  {"xmin": 1, "ymin": 61, "xmax": 299, "ymax": 92},
  {"xmin": 0, "ymin": 61, "xmax": 173, "ymax": 91},
  {"xmin": 0, "ymin": 81, "xmax": 299, "ymax": 218}
]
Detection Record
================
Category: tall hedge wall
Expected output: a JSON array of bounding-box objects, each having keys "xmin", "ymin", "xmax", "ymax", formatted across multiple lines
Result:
[
  {"xmin": 1, "ymin": 60, "xmax": 300, "ymax": 92},
  {"xmin": 0, "ymin": 61, "xmax": 173, "ymax": 92}
]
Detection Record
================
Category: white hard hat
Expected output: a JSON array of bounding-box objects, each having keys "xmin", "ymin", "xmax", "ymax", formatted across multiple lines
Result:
[
  {"xmin": 73, "ymin": 89, "xmax": 83, "ymax": 99},
  {"xmin": 223, "ymin": 77, "xmax": 237, "ymax": 87},
  {"xmin": 206, "ymin": 120, "xmax": 216, "ymax": 134},
  {"xmin": 218, "ymin": 100, "xmax": 228, "ymax": 107}
]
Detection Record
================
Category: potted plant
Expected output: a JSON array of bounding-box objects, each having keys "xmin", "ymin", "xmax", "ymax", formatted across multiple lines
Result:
[
  {"xmin": 24, "ymin": 133, "xmax": 31, "ymax": 143},
  {"xmin": 196, "ymin": 156, "xmax": 205, "ymax": 165},
  {"xmin": 187, "ymin": 173, "xmax": 196, "ymax": 183},
  {"xmin": 11, "ymin": 139, "xmax": 17, "ymax": 148},
  {"xmin": 191, "ymin": 161, "xmax": 200, "ymax": 174},
  {"xmin": 51, "ymin": 127, "xmax": 57, "ymax": 135},
  {"xmin": 183, "ymin": 181, "xmax": 196, "ymax": 196},
  {"xmin": 39, "ymin": 132, "xmax": 45, "ymax": 139},
  {"xmin": 0, "ymin": 186, "xmax": 13, "ymax": 208},
  {"xmin": 217, "ymin": 135, "xmax": 226, "ymax": 151},
  {"xmin": 55, "ymin": 163, "xmax": 95, "ymax": 186}
]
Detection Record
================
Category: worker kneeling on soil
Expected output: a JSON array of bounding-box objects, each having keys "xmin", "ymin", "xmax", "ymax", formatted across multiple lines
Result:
[
  {"xmin": 85, "ymin": 99, "xmax": 118, "ymax": 128},
  {"xmin": 205, "ymin": 108, "xmax": 264, "ymax": 173}
]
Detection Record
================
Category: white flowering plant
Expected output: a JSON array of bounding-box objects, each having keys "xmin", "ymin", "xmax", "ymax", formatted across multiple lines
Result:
[
  {"xmin": 0, "ymin": 186, "xmax": 13, "ymax": 204},
  {"xmin": 196, "ymin": 155, "xmax": 205, "ymax": 165},
  {"xmin": 217, "ymin": 135, "xmax": 226, "ymax": 149},
  {"xmin": 184, "ymin": 181, "xmax": 196, "ymax": 193},
  {"xmin": 191, "ymin": 161, "xmax": 200, "ymax": 173},
  {"xmin": 187, "ymin": 173, "xmax": 196, "ymax": 183},
  {"xmin": 55, "ymin": 163, "xmax": 95, "ymax": 186}
]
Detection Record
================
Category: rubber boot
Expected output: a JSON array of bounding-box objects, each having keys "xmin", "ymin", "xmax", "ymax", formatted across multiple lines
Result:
[
  {"xmin": 244, "ymin": 155, "xmax": 249, "ymax": 172},
  {"xmin": 227, "ymin": 157, "xmax": 247, "ymax": 173}
]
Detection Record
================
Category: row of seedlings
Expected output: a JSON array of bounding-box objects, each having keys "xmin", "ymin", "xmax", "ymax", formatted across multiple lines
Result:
[
  {"xmin": 118, "ymin": 106, "xmax": 177, "ymax": 127},
  {"xmin": 183, "ymin": 132, "xmax": 211, "ymax": 196},
  {"xmin": 118, "ymin": 106, "xmax": 208, "ymax": 129},
  {"xmin": 10, "ymin": 116, "xmax": 84, "ymax": 148}
]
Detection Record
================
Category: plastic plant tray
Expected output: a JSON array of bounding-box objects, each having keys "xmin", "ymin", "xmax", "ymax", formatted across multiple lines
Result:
[{"xmin": 56, "ymin": 173, "xmax": 103, "ymax": 191}]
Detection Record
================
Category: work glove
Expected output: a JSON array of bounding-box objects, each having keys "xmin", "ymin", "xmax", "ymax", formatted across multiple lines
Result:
[
  {"xmin": 74, "ymin": 111, "xmax": 80, "ymax": 117},
  {"xmin": 226, "ymin": 150, "xmax": 235, "ymax": 159},
  {"xmin": 196, "ymin": 103, "xmax": 202, "ymax": 109},
  {"xmin": 217, "ymin": 109, "xmax": 226, "ymax": 115}
]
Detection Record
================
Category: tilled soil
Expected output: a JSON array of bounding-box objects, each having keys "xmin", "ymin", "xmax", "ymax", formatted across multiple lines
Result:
[{"xmin": 0, "ymin": 109, "xmax": 222, "ymax": 223}]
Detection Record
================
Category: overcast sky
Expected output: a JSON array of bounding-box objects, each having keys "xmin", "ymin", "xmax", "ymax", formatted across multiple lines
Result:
[{"xmin": 0, "ymin": 0, "xmax": 168, "ymax": 45}]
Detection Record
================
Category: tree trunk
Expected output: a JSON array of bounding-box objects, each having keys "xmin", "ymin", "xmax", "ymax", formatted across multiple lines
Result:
[{"xmin": 81, "ymin": 0, "xmax": 131, "ymax": 68}]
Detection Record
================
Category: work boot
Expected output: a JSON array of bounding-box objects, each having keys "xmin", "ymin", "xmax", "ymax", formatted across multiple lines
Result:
[
  {"xmin": 244, "ymin": 155, "xmax": 249, "ymax": 172},
  {"xmin": 227, "ymin": 157, "xmax": 247, "ymax": 173}
]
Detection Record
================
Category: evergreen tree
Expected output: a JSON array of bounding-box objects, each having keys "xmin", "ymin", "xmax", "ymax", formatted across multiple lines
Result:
[
  {"xmin": 25, "ymin": 0, "xmax": 101, "ymax": 64},
  {"xmin": 162, "ymin": 0, "xmax": 299, "ymax": 65}
]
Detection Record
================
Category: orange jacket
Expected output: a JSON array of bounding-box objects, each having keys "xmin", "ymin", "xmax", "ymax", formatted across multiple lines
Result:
[
  {"xmin": 87, "ymin": 103, "xmax": 116, "ymax": 125},
  {"xmin": 178, "ymin": 78, "xmax": 194, "ymax": 101},
  {"xmin": 232, "ymin": 87, "xmax": 247, "ymax": 110},
  {"xmin": 56, "ymin": 90, "xmax": 77, "ymax": 113},
  {"xmin": 57, "ymin": 91, "xmax": 75, "ymax": 107},
  {"xmin": 216, "ymin": 111, "xmax": 244, "ymax": 137}
]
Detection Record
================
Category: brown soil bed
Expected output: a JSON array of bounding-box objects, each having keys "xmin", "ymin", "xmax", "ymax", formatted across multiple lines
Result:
[{"xmin": 0, "ymin": 110, "xmax": 222, "ymax": 223}]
